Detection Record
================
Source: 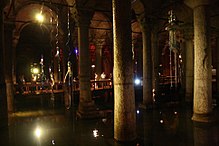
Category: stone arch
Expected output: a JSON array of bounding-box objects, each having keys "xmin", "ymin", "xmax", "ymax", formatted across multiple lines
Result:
[
  {"xmin": 16, "ymin": 23, "xmax": 51, "ymax": 82},
  {"xmin": 89, "ymin": 11, "xmax": 113, "ymax": 78},
  {"xmin": 8, "ymin": 3, "xmax": 66, "ymax": 82}
]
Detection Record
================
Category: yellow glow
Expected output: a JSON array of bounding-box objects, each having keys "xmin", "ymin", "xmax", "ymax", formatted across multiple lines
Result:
[
  {"xmin": 32, "ymin": 68, "xmax": 39, "ymax": 74},
  {"xmin": 35, "ymin": 127, "xmax": 42, "ymax": 138},
  {"xmin": 35, "ymin": 13, "xmax": 44, "ymax": 23}
]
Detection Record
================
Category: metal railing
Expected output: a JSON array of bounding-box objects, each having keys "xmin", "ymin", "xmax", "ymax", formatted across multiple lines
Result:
[{"xmin": 15, "ymin": 79, "xmax": 113, "ymax": 95}]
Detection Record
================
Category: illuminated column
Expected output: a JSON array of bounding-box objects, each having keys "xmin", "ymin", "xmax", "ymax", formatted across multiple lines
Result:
[
  {"xmin": 216, "ymin": 34, "xmax": 219, "ymax": 98},
  {"xmin": 4, "ymin": 23, "xmax": 14, "ymax": 112},
  {"xmin": 53, "ymin": 58, "xmax": 59, "ymax": 83},
  {"xmin": 151, "ymin": 24, "xmax": 159, "ymax": 98},
  {"xmin": 113, "ymin": 0, "xmax": 136, "ymax": 141},
  {"xmin": 193, "ymin": 123, "xmax": 216, "ymax": 146},
  {"xmin": 138, "ymin": 15, "xmax": 153, "ymax": 108},
  {"xmin": 76, "ymin": 10, "xmax": 99, "ymax": 119},
  {"xmin": 0, "ymin": 6, "xmax": 8, "ymax": 128},
  {"xmin": 192, "ymin": 1, "xmax": 213, "ymax": 122},
  {"xmin": 95, "ymin": 40, "xmax": 103, "ymax": 80},
  {"xmin": 184, "ymin": 26, "xmax": 194, "ymax": 102},
  {"xmin": 12, "ymin": 34, "xmax": 19, "ymax": 84}
]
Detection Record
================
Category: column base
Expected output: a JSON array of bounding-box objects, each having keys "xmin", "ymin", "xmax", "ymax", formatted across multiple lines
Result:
[
  {"xmin": 192, "ymin": 113, "xmax": 216, "ymax": 123},
  {"xmin": 77, "ymin": 100, "xmax": 100, "ymax": 119}
]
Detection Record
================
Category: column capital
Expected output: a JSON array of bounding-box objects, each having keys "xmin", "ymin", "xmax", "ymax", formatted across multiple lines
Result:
[
  {"xmin": 70, "ymin": 3, "xmax": 94, "ymax": 27},
  {"xmin": 136, "ymin": 13, "xmax": 154, "ymax": 32},
  {"xmin": 184, "ymin": 0, "xmax": 212, "ymax": 9},
  {"xmin": 94, "ymin": 38, "xmax": 105, "ymax": 46}
]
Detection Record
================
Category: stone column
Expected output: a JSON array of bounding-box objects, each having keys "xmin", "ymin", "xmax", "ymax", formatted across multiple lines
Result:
[
  {"xmin": 138, "ymin": 16, "xmax": 153, "ymax": 108},
  {"xmin": 173, "ymin": 50, "xmax": 178, "ymax": 88},
  {"xmin": 216, "ymin": 35, "xmax": 219, "ymax": 102},
  {"xmin": 184, "ymin": 26, "xmax": 194, "ymax": 102},
  {"xmin": 151, "ymin": 24, "xmax": 159, "ymax": 99},
  {"xmin": 4, "ymin": 23, "xmax": 14, "ymax": 112},
  {"xmin": 95, "ymin": 40, "xmax": 103, "ymax": 80},
  {"xmin": 53, "ymin": 57, "xmax": 59, "ymax": 83},
  {"xmin": 76, "ymin": 10, "xmax": 99, "ymax": 119},
  {"xmin": 192, "ymin": 1, "xmax": 213, "ymax": 122},
  {"xmin": 12, "ymin": 34, "xmax": 19, "ymax": 84},
  {"xmin": 0, "ymin": 6, "xmax": 8, "ymax": 128},
  {"xmin": 193, "ymin": 123, "xmax": 216, "ymax": 146},
  {"xmin": 113, "ymin": 0, "xmax": 136, "ymax": 141}
]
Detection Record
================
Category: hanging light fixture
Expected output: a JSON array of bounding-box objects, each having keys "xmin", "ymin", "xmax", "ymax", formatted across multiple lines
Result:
[
  {"xmin": 35, "ymin": 3, "xmax": 45, "ymax": 23},
  {"xmin": 166, "ymin": 10, "xmax": 179, "ymax": 88},
  {"xmin": 167, "ymin": 10, "xmax": 178, "ymax": 52}
]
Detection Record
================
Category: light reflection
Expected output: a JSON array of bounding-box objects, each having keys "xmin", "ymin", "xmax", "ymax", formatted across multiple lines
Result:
[
  {"xmin": 174, "ymin": 111, "xmax": 177, "ymax": 115},
  {"xmin": 51, "ymin": 139, "xmax": 55, "ymax": 145},
  {"xmin": 34, "ymin": 127, "xmax": 42, "ymax": 138},
  {"xmin": 136, "ymin": 110, "xmax": 140, "ymax": 114},
  {"xmin": 102, "ymin": 118, "xmax": 107, "ymax": 123},
  {"xmin": 93, "ymin": 129, "xmax": 99, "ymax": 138},
  {"xmin": 160, "ymin": 119, "xmax": 164, "ymax": 124}
]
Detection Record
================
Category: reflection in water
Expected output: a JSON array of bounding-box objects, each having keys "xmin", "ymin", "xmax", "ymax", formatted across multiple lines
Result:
[
  {"xmin": 193, "ymin": 122, "xmax": 218, "ymax": 146},
  {"xmin": 1, "ymin": 100, "xmax": 219, "ymax": 146},
  {"xmin": 93, "ymin": 129, "xmax": 99, "ymax": 137}
]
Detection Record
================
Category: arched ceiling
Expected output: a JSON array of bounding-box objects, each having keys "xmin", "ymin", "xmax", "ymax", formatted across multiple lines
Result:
[
  {"xmin": 90, "ymin": 12, "xmax": 112, "ymax": 44},
  {"xmin": 3, "ymin": 0, "xmax": 219, "ymax": 47}
]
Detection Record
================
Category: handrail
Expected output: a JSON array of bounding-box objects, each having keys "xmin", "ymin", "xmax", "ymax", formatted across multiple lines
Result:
[{"xmin": 15, "ymin": 79, "xmax": 113, "ymax": 95}]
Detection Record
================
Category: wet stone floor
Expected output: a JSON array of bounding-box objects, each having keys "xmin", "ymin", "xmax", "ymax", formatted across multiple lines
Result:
[{"xmin": 0, "ymin": 94, "xmax": 219, "ymax": 146}]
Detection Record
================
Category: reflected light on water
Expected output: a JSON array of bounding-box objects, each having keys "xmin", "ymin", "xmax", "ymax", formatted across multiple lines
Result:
[
  {"xmin": 93, "ymin": 129, "xmax": 99, "ymax": 138},
  {"xmin": 34, "ymin": 127, "xmax": 42, "ymax": 138},
  {"xmin": 51, "ymin": 139, "xmax": 55, "ymax": 145}
]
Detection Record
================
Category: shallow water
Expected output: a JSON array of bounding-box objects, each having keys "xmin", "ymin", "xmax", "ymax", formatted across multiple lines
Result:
[{"xmin": 0, "ymin": 93, "xmax": 219, "ymax": 146}]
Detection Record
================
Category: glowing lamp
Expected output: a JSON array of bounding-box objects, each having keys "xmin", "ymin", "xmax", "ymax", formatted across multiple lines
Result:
[
  {"xmin": 134, "ymin": 78, "xmax": 140, "ymax": 85},
  {"xmin": 35, "ymin": 13, "xmax": 44, "ymax": 23},
  {"xmin": 32, "ymin": 68, "xmax": 39, "ymax": 74}
]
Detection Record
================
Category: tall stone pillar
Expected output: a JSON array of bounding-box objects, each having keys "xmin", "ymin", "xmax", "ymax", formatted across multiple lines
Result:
[
  {"xmin": 113, "ymin": 0, "xmax": 136, "ymax": 141},
  {"xmin": 12, "ymin": 34, "xmax": 19, "ymax": 84},
  {"xmin": 53, "ymin": 57, "xmax": 60, "ymax": 83},
  {"xmin": 193, "ymin": 123, "xmax": 216, "ymax": 146},
  {"xmin": 76, "ymin": 10, "xmax": 99, "ymax": 119},
  {"xmin": 192, "ymin": 1, "xmax": 213, "ymax": 122},
  {"xmin": 184, "ymin": 26, "xmax": 194, "ymax": 102},
  {"xmin": 138, "ymin": 16, "xmax": 153, "ymax": 108},
  {"xmin": 151, "ymin": 24, "xmax": 159, "ymax": 99},
  {"xmin": 216, "ymin": 35, "xmax": 219, "ymax": 102},
  {"xmin": 4, "ymin": 23, "xmax": 14, "ymax": 112},
  {"xmin": 95, "ymin": 40, "xmax": 103, "ymax": 80},
  {"xmin": 0, "ymin": 5, "xmax": 8, "ymax": 128}
]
